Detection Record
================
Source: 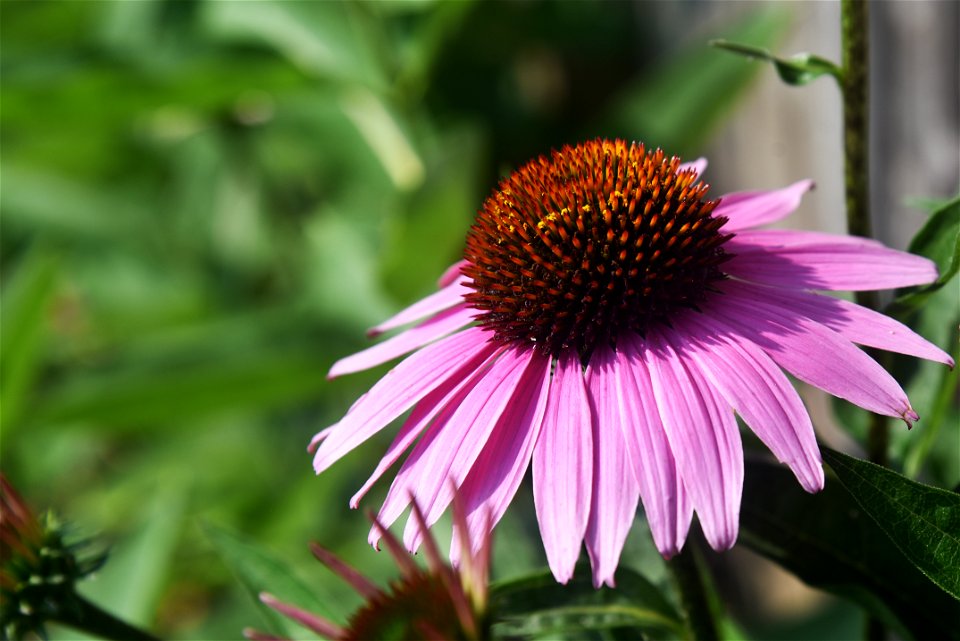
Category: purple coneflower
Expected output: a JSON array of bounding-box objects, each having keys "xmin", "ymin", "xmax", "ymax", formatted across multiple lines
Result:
[
  {"xmin": 311, "ymin": 139, "xmax": 952, "ymax": 587},
  {"xmin": 245, "ymin": 493, "xmax": 490, "ymax": 641}
]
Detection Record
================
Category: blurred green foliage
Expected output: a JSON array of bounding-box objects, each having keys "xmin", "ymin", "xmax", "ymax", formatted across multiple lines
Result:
[{"xmin": 1, "ymin": 1, "xmax": 876, "ymax": 638}]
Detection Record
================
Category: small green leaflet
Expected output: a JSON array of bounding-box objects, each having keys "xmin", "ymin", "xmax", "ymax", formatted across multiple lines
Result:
[{"xmin": 709, "ymin": 39, "xmax": 842, "ymax": 86}]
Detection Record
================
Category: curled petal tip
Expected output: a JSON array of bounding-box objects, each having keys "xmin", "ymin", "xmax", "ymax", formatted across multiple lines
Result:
[{"xmin": 903, "ymin": 409, "xmax": 920, "ymax": 429}]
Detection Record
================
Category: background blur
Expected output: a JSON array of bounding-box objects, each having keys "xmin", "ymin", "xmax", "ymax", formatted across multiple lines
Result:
[{"xmin": 2, "ymin": 1, "xmax": 957, "ymax": 639}]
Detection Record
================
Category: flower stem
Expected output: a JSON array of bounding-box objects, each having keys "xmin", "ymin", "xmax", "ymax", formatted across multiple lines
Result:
[
  {"xmin": 841, "ymin": 0, "xmax": 889, "ymax": 470},
  {"xmin": 668, "ymin": 545, "xmax": 720, "ymax": 641},
  {"xmin": 52, "ymin": 595, "xmax": 161, "ymax": 641},
  {"xmin": 841, "ymin": 6, "xmax": 888, "ymax": 640}
]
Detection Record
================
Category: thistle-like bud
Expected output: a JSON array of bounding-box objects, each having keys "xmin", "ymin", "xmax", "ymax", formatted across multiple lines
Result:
[{"xmin": 1, "ymin": 474, "xmax": 107, "ymax": 640}]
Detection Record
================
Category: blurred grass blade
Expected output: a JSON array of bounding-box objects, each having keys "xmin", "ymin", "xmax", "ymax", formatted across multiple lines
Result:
[
  {"xmin": 204, "ymin": 524, "xmax": 336, "ymax": 640},
  {"xmin": 203, "ymin": 0, "xmax": 386, "ymax": 89},
  {"xmin": 489, "ymin": 563, "xmax": 685, "ymax": 640},
  {"xmin": 0, "ymin": 248, "xmax": 58, "ymax": 434},
  {"xmin": 822, "ymin": 448, "xmax": 960, "ymax": 600},
  {"xmin": 339, "ymin": 88, "xmax": 425, "ymax": 192},
  {"xmin": 29, "ymin": 348, "xmax": 329, "ymax": 431},
  {"xmin": 709, "ymin": 39, "xmax": 842, "ymax": 86},
  {"xmin": 79, "ymin": 481, "xmax": 188, "ymax": 625}
]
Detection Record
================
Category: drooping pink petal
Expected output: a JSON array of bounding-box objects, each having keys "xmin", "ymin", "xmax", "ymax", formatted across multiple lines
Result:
[
  {"xmin": 312, "ymin": 327, "xmax": 494, "ymax": 475},
  {"xmin": 711, "ymin": 281, "xmax": 919, "ymax": 425},
  {"xmin": 452, "ymin": 352, "xmax": 552, "ymax": 558},
  {"xmin": 616, "ymin": 333, "xmax": 693, "ymax": 557},
  {"xmin": 330, "ymin": 305, "xmax": 476, "ymax": 378},
  {"xmin": 532, "ymin": 349, "xmax": 593, "ymax": 584},
  {"xmin": 367, "ymin": 274, "xmax": 471, "ymax": 337},
  {"xmin": 438, "ymin": 260, "xmax": 470, "ymax": 287},
  {"xmin": 724, "ymin": 231, "xmax": 938, "ymax": 291},
  {"xmin": 399, "ymin": 347, "xmax": 544, "ymax": 551},
  {"xmin": 677, "ymin": 313, "xmax": 824, "ymax": 493},
  {"xmin": 644, "ymin": 328, "xmax": 744, "ymax": 552},
  {"xmin": 723, "ymin": 281, "xmax": 953, "ymax": 367},
  {"xmin": 584, "ymin": 345, "xmax": 641, "ymax": 588},
  {"xmin": 715, "ymin": 180, "xmax": 813, "ymax": 232},
  {"xmin": 350, "ymin": 347, "xmax": 501, "ymax": 508},
  {"xmin": 680, "ymin": 157, "xmax": 707, "ymax": 176}
]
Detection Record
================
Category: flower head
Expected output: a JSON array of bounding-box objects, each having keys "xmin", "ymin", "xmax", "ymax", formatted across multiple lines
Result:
[
  {"xmin": 1, "ymin": 474, "xmax": 106, "ymax": 640},
  {"xmin": 312, "ymin": 139, "xmax": 953, "ymax": 587},
  {"xmin": 244, "ymin": 492, "xmax": 490, "ymax": 641}
]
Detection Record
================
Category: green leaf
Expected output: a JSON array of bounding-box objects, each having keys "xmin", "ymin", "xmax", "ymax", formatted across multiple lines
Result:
[
  {"xmin": 739, "ymin": 457, "xmax": 960, "ymax": 641},
  {"xmin": 822, "ymin": 449, "xmax": 960, "ymax": 600},
  {"xmin": 204, "ymin": 524, "xmax": 337, "ymax": 641},
  {"xmin": 0, "ymin": 248, "xmax": 58, "ymax": 435},
  {"xmin": 887, "ymin": 195, "xmax": 960, "ymax": 316},
  {"xmin": 709, "ymin": 40, "xmax": 842, "ymax": 86},
  {"xmin": 489, "ymin": 563, "xmax": 684, "ymax": 640}
]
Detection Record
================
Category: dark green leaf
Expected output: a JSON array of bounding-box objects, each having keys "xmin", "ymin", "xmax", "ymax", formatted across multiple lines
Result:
[
  {"xmin": 709, "ymin": 40, "xmax": 842, "ymax": 86},
  {"xmin": 822, "ymin": 448, "xmax": 960, "ymax": 600},
  {"xmin": 204, "ymin": 524, "xmax": 337, "ymax": 640},
  {"xmin": 490, "ymin": 563, "xmax": 684, "ymax": 640},
  {"xmin": 887, "ymin": 195, "xmax": 960, "ymax": 316},
  {"xmin": 739, "ymin": 457, "xmax": 960, "ymax": 641}
]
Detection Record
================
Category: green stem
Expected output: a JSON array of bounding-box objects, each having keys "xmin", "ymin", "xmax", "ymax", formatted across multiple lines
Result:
[
  {"xmin": 841, "ymin": 0, "xmax": 888, "ymax": 469},
  {"xmin": 52, "ymin": 595, "xmax": 161, "ymax": 641},
  {"xmin": 842, "ymin": 7, "xmax": 888, "ymax": 640},
  {"xmin": 668, "ymin": 545, "xmax": 719, "ymax": 641}
]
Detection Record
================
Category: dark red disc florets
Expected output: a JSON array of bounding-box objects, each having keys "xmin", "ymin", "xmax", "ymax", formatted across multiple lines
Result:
[{"xmin": 463, "ymin": 138, "xmax": 732, "ymax": 359}]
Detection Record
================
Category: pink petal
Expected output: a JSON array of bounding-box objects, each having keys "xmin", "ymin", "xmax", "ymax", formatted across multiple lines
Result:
[
  {"xmin": 368, "ymin": 348, "xmax": 533, "ymax": 549},
  {"xmin": 453, "ymin": 352, "xmax": 552, "ymax": 558},
  {"xmin": 677, "ymin": 314, "xmax": 824, "ymax": 493},
  {"xmin": 724, "ymin": 231, "xmax": 938, "ymax": 291},
  {"xmin": 312, "ymin": 327, "xmax": 494, "ymax": 475},
  {"xmin": 329, "ymin": 305, "xmax": 475, "ymax": 378},
  {"xmin": 680, "ymin": 158, "xmax": 707, "ymax": 176},
  {"xmin": 644, "ymin": 328, "xmax": 744, "ymax": 551},
  {"xmin": 438, "ymin": 260, "xmax": 470, "ymax": 287},
  {"xmin": 350, "ymin": 347, "xmax": 501, "ymax": 508},
  {"xmin": 400, "ymin": 347, "xmax": 544, "ymax": 551},
  {"xmin": 367, "ymin": 274, "xmax": 471, "ymax": 337},
  {"xmin": 724, "ymin": 281, "xmax": 953, "ymax": 367},
  {"xmin": 532, "ymin": 349, "xmax": 593, "ymax": 583},
  {"xmin": 711, "ymin": 281, "xmax": 918, "ymax": 425},
  {"xmin": 584, "ymin": 345, "xmax": 641, "ymax": 588},
  {"xmin": 616, "ymin": 333, "xmax": 694, "ymax": 557},
  {"xmin": 715, "ymin": 180, "xmax": 813, "ymax": 231}
]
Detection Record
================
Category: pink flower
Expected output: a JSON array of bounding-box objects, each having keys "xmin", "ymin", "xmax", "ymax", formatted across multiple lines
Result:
[{"xmin": 311, "ymin": 139, "xmax": 952, "ymax": 587}]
